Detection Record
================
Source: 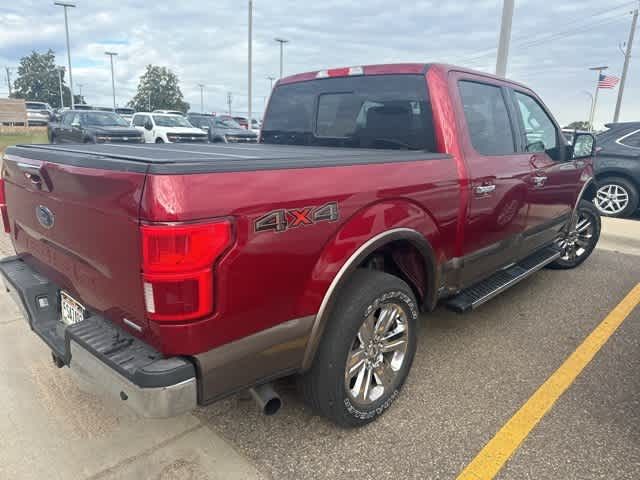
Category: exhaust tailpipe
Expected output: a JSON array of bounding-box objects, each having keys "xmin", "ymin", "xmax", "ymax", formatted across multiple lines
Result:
[{"xmin": 248, "ymin": 383, "xmax": 282, "ymax": 416}]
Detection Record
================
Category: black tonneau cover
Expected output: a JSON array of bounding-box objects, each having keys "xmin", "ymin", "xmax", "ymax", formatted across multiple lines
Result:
[{"xmin": 5, "ymin": 143, "xmax": 449, "ymax": 175}]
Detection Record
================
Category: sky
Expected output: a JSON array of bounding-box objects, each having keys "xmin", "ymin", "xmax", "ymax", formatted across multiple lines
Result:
[{"xmin": 0, "ymin": 0, "xmax": 638, "ymax": 128}]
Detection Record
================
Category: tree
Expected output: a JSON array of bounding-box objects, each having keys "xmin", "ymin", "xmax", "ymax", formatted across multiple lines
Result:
[
  {"xmin": 128, "ymin": 65, "xmax": 189, "ymax": 112},
  {"xmin": 11, "ymin": 50, "xmax": 78, "ymax": 108},
  {"xmin": 564, "ymin": 121, "xmax": 590, "ymax": 130}
]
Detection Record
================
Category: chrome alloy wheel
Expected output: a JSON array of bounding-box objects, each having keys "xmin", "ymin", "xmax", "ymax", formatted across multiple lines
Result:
[
  {"xmin": 344, "ymin": 302, "xmax": 409, "ymax": 405},
  {"xmin": 556, "ymin": 212, "xmax": 595, "ymax": 262},
  {"xmin": 594, "ymin": 184, "xmax": 629, "ymax": 215}
]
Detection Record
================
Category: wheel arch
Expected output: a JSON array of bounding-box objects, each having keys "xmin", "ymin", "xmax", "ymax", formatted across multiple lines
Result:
[{"xmin": 300, "ymin": 225, "xmax": 440, "ymax": 371}]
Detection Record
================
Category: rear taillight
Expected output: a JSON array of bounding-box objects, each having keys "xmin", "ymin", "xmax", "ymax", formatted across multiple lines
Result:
[
  {"xmin": 0, "ymin": 178, "xmax": 9, "ymax": 234},
  {"xmin": 141, "ymin": 220, "xmax": 231, "ymax": 322}
]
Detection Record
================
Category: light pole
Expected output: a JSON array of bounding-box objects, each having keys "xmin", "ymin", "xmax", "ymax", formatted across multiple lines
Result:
[
  {"xmin": 198, "ymin": 84, "xmax": 205, "ymax": 113},
  {"xmin": 54, "ymin": 2, "xmax": 76, "ymax": 109},
  {"xmin": 274, "ymin": 38, "xmax": 289, "ymax": 79},
  {"xmin": 588, "ymin": 66, "xmax": 608, "ymax": 132},
  {"xmin": 57, "ymin": 67, "xmax": 64, "ymax": 108},
  {"xmin": 77, "ymin": 83, "xmax": 83, "ymax": 103},
  {"xmin": 266, "ymin": 75, "xmax": 276, "ymax": 91},
  {"xmin": 582, "ymin": 91, "xmax": 594, "ymax": 128},
  {"xmin": 105, "ymin": 51, "xmax": 118, "ymax": 109},
  {"xmin": 495, "ymin": 0, "xmax": 514, "ymax": 77},
  {"xmin": 248, "ymin": 0, "xmax": 253, "ymax": 130}
]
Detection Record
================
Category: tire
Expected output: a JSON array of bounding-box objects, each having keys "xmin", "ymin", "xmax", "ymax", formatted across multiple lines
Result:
[
  {"xmin": 50, "ymin": 134, "xmax": 57, "ymax": 144},
  {"xmin": 548, "ymin": 200, "xmax": 601, "ymax": 270},
  {"xmin": 155, "ymin": 138, "xmax": 164, "ymax": 143},
  {"xmin": 593, "ymin": 176, "xmax": 639, "ymax": 218},
  {"xmin": 299, "ymin": 269, "xmax": 419, "ymax": 427}
]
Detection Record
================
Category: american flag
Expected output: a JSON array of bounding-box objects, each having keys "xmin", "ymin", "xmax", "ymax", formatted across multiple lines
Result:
[{"xmin": 598, "ymin": 73, "xmax": 620, "ymax": 89}]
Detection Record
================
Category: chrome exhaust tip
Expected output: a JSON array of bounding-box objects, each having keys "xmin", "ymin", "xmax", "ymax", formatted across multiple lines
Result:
[{"xmin": 248, "ymin": 383, "xmax": 282, "ymax": 416}]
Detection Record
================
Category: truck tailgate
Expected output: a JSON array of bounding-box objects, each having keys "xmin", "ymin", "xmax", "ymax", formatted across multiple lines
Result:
[{"xmin": 2, "ymin": 152, "xmax": 148, "ymax": 332}]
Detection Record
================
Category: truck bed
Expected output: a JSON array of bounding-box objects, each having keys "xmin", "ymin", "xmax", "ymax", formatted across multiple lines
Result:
[{"xmin": 6, "ymin": 143, "xmax": 449, "ymax": 174}]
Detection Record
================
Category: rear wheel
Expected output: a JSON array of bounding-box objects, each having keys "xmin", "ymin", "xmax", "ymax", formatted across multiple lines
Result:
[
  {"xmin": 548, "ymin": 200, "xmax": 600, "ymax": 269},
  {"xmin": 593, "ymin": 177, "xmax": 638, "ymax": 218},
  {"xmin": 299, "ymin": 269, "xmax": 418, "ymax": 427}
]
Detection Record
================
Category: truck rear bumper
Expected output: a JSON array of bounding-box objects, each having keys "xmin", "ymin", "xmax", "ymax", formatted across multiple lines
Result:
[{"xmin": 0, "ymin": 256, "xmax": 197, "ymax": 418}]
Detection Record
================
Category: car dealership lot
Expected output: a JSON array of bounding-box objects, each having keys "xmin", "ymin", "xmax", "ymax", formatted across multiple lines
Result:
[{"xmin": 0, "ymin": 224, "xmax": 638, "ymax": 480}]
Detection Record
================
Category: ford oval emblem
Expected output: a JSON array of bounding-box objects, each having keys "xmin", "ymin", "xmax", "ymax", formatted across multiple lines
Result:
[{"xmin": 36, "ymin": 205, "xmax": 55, "ymax": 229}]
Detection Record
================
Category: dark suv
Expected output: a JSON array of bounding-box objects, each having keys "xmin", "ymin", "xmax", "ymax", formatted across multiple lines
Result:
[
  {"xmin": 186, "ymin": 113, "xmax": 258, "ymax": 143},
  {"xmin": 589, "ymin": 122, "xmax": 640, "ymax": 218}
]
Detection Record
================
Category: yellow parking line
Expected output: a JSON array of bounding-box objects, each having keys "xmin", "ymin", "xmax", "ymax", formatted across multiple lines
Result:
[{"xmin": 456, "ymin": 283, "xmax": 640, "ymax": 480}]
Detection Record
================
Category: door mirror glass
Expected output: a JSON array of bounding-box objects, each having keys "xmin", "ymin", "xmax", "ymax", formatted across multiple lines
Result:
[
  {"xmin": 572, "ymin": 133, "xmax": 596, "ymax": 159},
  {"xmin": 144, "ymin": 120, "xmax": 153, "ymax": 130}
]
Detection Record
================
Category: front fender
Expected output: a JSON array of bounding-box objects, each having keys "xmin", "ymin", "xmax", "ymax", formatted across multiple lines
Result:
[{"xmin": 298, "ymin": 199, "xmax": 442, "ymax": 370}]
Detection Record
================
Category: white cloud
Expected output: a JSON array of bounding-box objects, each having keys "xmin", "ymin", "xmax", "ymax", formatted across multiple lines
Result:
[{"xmin": 0, "ymin": 0, "xmax": 637, "ymax": 126}]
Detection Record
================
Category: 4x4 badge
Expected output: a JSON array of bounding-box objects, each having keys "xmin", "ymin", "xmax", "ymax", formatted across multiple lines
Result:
[{"xmin": 254, "ymin": 202, "xmax": 339, "ymax": 233}]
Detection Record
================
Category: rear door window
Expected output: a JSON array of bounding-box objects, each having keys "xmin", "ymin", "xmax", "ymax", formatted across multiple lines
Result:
[
  {"xmin": 458, "ymin": 81, "xmax": 516, "ymax": 155},
  {"xmin": 263, "ymin": 74, "xmax": 435, "ymax": 151},
  {"xmin": 618, "ymin": 130, "xmax": 640, "ymax": 148}
]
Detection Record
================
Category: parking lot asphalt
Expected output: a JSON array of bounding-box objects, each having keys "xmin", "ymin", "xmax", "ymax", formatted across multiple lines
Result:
[{"xmin": 0, "ymin": 221, "xmax": 638, "ymax": 480}]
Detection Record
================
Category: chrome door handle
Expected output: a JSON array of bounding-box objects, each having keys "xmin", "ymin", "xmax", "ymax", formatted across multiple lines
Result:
[
  {"xmin": 474, "ymin": 184, "xmax": 496, "ymax": 195},
  {"xmin": 532, "ymin": 176, "xmax": 547, "ymax": 187}
]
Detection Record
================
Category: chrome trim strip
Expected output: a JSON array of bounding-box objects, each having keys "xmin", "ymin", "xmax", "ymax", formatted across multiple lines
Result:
[
  {"xmin": 122, "ymin": 318, "xmax": 143, "ymax": 332},
  {"xmin": 69, "ymin": 341, "xmax": 197, "ymax": 418},
  {"xmin": 301, "ymin": 227, "xmax": 423, "ymax": 369},
  {"xmin": 614, "ymin": 128, "xmax": 640, "ymax": 149}
]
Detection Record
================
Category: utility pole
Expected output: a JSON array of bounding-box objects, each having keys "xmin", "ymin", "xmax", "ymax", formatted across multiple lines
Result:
[
  {"xmin": 274, "ymin": 38, "xmax": 289, "ymax": 78},
  {"xmin": 588, "ymin": 66, "xmax": 608, "ymax": 132},
  {"xmin": 105, "ymin": 51, "xmax": 118, "ymax": 109},
  {"xmin": 495, "ymin": 0, "xmax": 514, "ymax": 77},
  {"xmin": 227, "ymin": 92, "xmax": 233, "ymax": 115},
  {"xmin": 198, "ymin": 84, "xmax": 205, "ymax": 113},
  {"xmin": 77, "ymin": 83, "xmax": 83, "ymax": 102},
  {"xmin": 613, "ymin": 8, "xmax": 638, "ymax": 123},
  {"xmin": 57, "ymin": 67, "xmax": 64, "ymax": 108},
  {"xmin": 54, "ymin": 2, "xmax": 76, "ymax": 109},
  {"xmin": 248, "ymin": 0, "xmax": 253, "ymax": 129},
  {"xmin": 5, "ymin": 67, "xmax": 12, "ymax": 97}
]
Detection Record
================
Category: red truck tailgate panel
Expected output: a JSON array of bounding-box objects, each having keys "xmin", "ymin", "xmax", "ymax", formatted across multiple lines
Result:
[{"xmin": 2, "ymin": 155, "xmax": 148, "ymax": 332}]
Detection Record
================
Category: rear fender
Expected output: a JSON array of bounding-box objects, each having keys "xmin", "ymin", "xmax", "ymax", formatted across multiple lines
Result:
[{"xmin": 299, "ymin": 200, "xmax": 441, "ymax": 370}]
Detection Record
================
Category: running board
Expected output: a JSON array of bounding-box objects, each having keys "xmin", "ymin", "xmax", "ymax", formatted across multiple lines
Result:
[{"xmin": 445, "ymin": 246, "xmax": 561, "ymax": 313}]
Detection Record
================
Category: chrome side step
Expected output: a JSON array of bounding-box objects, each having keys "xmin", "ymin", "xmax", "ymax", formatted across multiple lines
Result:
[{"xmin": 445, "ymin": 246, "xmax": 561, "ymax": 313}]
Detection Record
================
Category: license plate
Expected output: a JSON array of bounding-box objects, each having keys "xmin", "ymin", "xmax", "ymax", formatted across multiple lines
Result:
[{"xmin": 60, "ymin": 291, "xmax": 86, "ymax": 326}]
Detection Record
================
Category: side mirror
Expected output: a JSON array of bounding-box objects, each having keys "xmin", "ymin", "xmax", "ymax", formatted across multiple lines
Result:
[
  {"xmin": 144, "ymin": 121, "xmax": 153, "ymax": 130},
  {"xmin": 71, "ymin": 121, "xmax": 81, "ymax": 128},
  {"xmin": 572, "ymin": 132, "xmax": 596, "ymax": 159}
]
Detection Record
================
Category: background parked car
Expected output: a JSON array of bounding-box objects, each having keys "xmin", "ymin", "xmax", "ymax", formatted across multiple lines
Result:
[
  {"xmin": 186, "ymin": 113, "xmax": 258, "ymax": 143},
  {"xmin": 152, "ymin": 109, "xmax": 184, "ymax": 116},
  {"xmin": 73, "ymin": 104, "xmax": 94, "ymax": 111},
  {"xmin": 25, "ymin": 101, "xmax": 53, "ymax": 126},
  {"xmin": 49, "ymin": 110, "xmax": 144, "ymax": 144},
  {"xmin": 131, "ymin": 112, "xmax": 207, "ymax": 143},
  {"xmin": 115, "ymin": 107, "xmax": 135, "ymax": 123},
  {"xmin": 586, "ymin": 122, "xmax": 640, "ymax": 218}
]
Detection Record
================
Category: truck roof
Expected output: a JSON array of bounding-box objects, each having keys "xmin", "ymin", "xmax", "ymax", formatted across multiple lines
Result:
[
  {"xmin": 6, "ymin": 143, "xmax": 449, "ymax": 175},
  {"xmin": 277, "ymin": 62, "xmax": 529, "ymax": 89}
]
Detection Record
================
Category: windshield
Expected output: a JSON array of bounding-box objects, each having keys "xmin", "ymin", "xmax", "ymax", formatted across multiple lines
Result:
[
  {"xmin": 153, "ymin": 115, "xmax": 193, "ymax": 127},
  {"xmin": 216, "ymin": 117, "xmax": 242, "ymax": 129},
  {"xmin": 262, "ymin": 74, "xmax": 435, "ymax": 151},
  {"xmin": 81, "ymin": 111, "xmax": 129, "ymax": 127},
  {"xmin": 26, "ymin": 103, "xmax": 47, "ymax": 110}
]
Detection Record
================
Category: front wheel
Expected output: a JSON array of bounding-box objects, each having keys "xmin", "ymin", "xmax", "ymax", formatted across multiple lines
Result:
[
  {"xmin": 155, "ymin": 137, "xmax": 164, "ymax": 143},
  {"xmin": 548, "ymin": 200, "xmax": 600, "ymax": 269},
  {"xmin": 299, "ymin": 269, "xmax": 419, "ymax": 427}
]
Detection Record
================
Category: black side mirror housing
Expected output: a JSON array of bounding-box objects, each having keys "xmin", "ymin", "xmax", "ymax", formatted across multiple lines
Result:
[
  {"xmin": 572, "ymin": 132, "xmax": 596, "ymax": 159},
  {"xmin": 144, "ymin": 121, "xmax": 153, "ymax": 130}
]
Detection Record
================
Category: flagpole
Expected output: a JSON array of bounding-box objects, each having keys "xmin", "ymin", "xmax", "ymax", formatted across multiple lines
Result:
[{"xmin": 588, "ymin": 66, "xmax": 608, "ymax": 132}]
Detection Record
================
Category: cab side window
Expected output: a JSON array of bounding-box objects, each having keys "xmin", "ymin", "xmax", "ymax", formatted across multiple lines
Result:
[
  {"xmin": 514, "ymin": 92, "xmax": 558, "ymax": 153},
  {"xmin": 133, "ymin": 115, "xmax": 146, "ymax": 127},
  {"xmin": 458, "ymin": 81, "xmax": 516, "ymax": 156},
  {"xmin": 62, "ymin": 112, "xmax": 73, "ymax": 126}
]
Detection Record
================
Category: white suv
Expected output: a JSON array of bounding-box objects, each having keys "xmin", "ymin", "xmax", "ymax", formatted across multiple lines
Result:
[{"xmin": 131, "ymin": 112, "xmax": 208, "ymax": 144}]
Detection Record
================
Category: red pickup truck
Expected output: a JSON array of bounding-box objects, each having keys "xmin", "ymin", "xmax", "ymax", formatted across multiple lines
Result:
[{"xmin": 0, "ymin": 63, "xmax": 600, "ymax": 427}]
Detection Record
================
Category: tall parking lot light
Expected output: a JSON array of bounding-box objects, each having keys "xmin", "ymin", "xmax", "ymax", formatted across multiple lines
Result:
[
  {"xmin": 57, "ymin": 67, "xmax": 64, "ymax": 108},
  {"xmin": 248, "ymin": 0, "xmax": 253, "ymax": 132},
  {"xmin": 198, "ymin": 84, "xmax": 205, "ymax": 113},
  {"xmin": 105, "ymin": 51, "xmax": 118, "ymax": 109},
  {"xmin": 274, "ymin": 38, "xmax": 289, "ymax": 79},
  {"xmin": 54, "ymin": 2, "xmax": 76, "ymax": 109}
]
